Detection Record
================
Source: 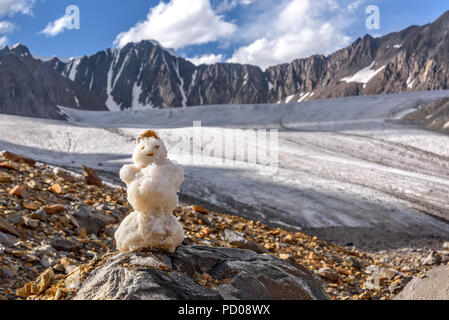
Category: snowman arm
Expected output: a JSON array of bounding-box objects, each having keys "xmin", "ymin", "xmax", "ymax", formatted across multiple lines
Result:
[{"xmin": 120, "ymin": 164, "xmax": 139, "ymax": 185}]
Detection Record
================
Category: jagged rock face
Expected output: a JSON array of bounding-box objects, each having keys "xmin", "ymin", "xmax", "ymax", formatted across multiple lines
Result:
[
  {"xmin": 73, "ymin": 245, "xmax": 329, "ymax": 300},
  {"xmin": 55, "ymin": 41, "xmax": 268, "ymax": 111},
  {"xmin": 0, "ymin": 45, "xmax": 107, "ymax": 119},
  {"xmin": 53, "ymin": 11, "xmax": 449, "ymax": 111}
]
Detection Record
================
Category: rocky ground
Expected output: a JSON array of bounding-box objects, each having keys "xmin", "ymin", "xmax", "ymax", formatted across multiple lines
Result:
[{"xmin": 1, "ymin": 151, "xmax": 449, "ymax": 301}]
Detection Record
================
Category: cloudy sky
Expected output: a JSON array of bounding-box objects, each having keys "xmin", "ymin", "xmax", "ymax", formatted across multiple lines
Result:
[{"xmin": 1, "ymin": 0, "xmax": 448, "ymax": 69}]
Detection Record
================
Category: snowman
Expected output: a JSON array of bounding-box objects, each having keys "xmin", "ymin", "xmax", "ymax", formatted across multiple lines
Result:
[{"xmin": 114, "ymin": 130, "xmax": 185, "ymax": 253}]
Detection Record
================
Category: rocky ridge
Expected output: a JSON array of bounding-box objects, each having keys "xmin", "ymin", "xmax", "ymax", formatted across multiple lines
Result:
[
  {"xmin": 56, "ymin": 11, "xmax": 449, "ymax": 110},
  {"xmin": 1, "ymin": 151, "xmax": 449, "ymax": 301},
  {"xmin": 4, "ymin": 11, "xmax": 449, "ymax": 118}
]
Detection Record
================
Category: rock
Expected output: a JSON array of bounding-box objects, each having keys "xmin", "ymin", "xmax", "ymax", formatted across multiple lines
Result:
[
  {"xmin": 442, "ymin": 242, "xmax": 449, "ymax": 250},
  {"xmin": 316, "ymin": 267, "xmax": 340, "ymax": 282},
  {"xmin": 223, "ymin": 229, "xmax": 267, "ymax": 254},
  {"xmin": 343, "ymin": 256, "xmax": 362, "ymax": 269},
  {"xmin": 0, "ymin": 216, "xmax": 19, "ymax": 236},
  {"xmin": 74, "ymin": 245, "xmax": 329, "ymax": 300},
  {"xmin": 23, "ymin": 202, "xmax": 38, "ymax": 211},
  {"xmin": 82, "ymin": 166, "xmax": 102, "ymax": 187},
  {"xmin": 0, "ymin": 231, "xmax": 18, "ymax": 247},
  {"xmin": 0, "ymin": 161, "xmax": 18, "ymax": 170},
  {"xmin": 7, "ymin": 213, "xmax": 24, "ymax": 226},
  {"xmin": 43, "ymin": 204, "xmax": 66, "ymax": 215},
  {"xmin": 16, "ymin": 268, "xmax": 55, "ymax": 297},
  {"xmin": 40, "ymin": 256, "xmax": 56, "ymax": 268},
  {"xmin": 193, "ymin": 205, "xmax": 209, "ymax": 214},
  {"xmin": 23, "ymin": 216, "xmax": 39, "ymax": 229},
  {"xmin": 0, "ymin": 171, "xmax": 12, "ymax": 182},
  {"xmin": 104, "ymin": 224, "xmax": 118, "ymax": 237},
  {"xmin": 9, "ymin": 185, "xmax": 26, "ymax": 198},
  {"xmin": 2, "ymin": 151, "xmax": 35, "ymax": 166},
  {"xmin": 421, "ymin": 251, "xmax": 441, "ymax": 266},
  {"xmin": 50, "ymin": 238, "xmax": 81, "ymax": 252},
  {"xmin": 396, "ymin": 266, "xmax": 449, "ymax": 300},
  {"xmin": 53, "ymin": 167, "xmax": 77, "ymax": 183},
  {"xmin": 71, "ymin": 206, "xmax": 115, "ymax": 235},
  {"xmin": 31, "ymin": 208, "xmax": 48, "ymax": 221},
  {"xmin": 49, "ymin": 183, "xmax": 63, "ymax": 194}
]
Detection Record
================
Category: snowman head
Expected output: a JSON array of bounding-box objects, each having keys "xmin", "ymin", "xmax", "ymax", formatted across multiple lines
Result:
[{"xmin": 133, "ymin": 130, "xmax": 168, "ymax": 167}]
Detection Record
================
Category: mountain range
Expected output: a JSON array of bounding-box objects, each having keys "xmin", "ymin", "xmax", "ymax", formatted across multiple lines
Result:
[{"xmin": 2, "ymin": 11, "xmax": 449, "ymax": 119}]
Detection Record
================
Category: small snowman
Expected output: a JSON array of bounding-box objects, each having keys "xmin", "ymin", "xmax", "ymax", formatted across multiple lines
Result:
[{"xmin": 114, "ymin": 130, "xmax": 185, "ymax": 253}]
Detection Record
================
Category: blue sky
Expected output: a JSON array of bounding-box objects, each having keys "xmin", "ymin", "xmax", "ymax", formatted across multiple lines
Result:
[{"xmin": 1, "ymin": 0, "xmax": 448, "ymax": 68}]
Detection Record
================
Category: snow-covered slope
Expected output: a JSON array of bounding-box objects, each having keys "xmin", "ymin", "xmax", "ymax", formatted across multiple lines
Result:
[{"xmin": 2, "ymin": 90, "xmax": 449, "ymax": 247}]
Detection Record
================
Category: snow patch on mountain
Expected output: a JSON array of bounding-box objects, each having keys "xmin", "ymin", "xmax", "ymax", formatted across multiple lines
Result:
[{"xmin": 341, "ymin": 61, "xmax": 386, "ymax": 84}]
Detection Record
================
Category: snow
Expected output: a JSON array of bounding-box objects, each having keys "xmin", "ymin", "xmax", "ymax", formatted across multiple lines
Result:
[
  {"xmin": 407, "ymin": 75, "xmax": 415, "ymax": 89},
  {"xmin": 297, "ymin": 92, "xmax": 310, "ymax": 102},
  {"xmin": 67, "ymin": 58, "xmax": 81, "ymax": 81},
  {"xmin": 173, "ymin": 60, "xmax": 187, "ymax": 108},
  {"xmin": 74, "ymin": 95, "xmax": 80, "ymax": 108},
  {"xmin": 268, "ymin": 81, "xmax": 273, "ymax": 91},
  {"xmin": 115, "ymin": 132, "xmax": 184, "ymax": 253},
  {"xmin": 2, "ymin": 90, "xmax": 449, "ymax": 239},
  {"xmin": 341, "ymin": 61, "xmax": 386, "ymax": 84},
  {"xmin": 394, "ymin": 44, "xmax": 402, "ymax": 48},
  {"xmin": 105, "ymin": 52, "xmax": 122, "ymax": 112},
  {"xmin": 188, "ymin": 70, "xmax": 197, "ymax": 95},
  {"xmin": 285, "ymin": 94, "xmax": 295, "ymax": 103}
]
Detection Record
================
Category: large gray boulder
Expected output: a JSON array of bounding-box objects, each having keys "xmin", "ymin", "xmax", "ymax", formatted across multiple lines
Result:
[
  {"xmin": 74, "ymin": 245, "xmax": 329, "ymax": 300},
  {"xmin": 395, "ymin": 266, "xmax": 449, "ymax": 300}
]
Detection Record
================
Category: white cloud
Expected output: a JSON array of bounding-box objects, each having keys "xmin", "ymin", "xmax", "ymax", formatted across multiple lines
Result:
[
  {"xmin": 214, "ymin": 0, "xmax": 255, "ymax": 13},
  {"xmin": 228, "ymin": 0, "xmax": 355, "ymax": 69},
  {"xmin": 0, "ymin": 0, "xmax": 35, "ymax": 17},
  {"xmin": 114, "ymin": 0, "xmax": 237, "ymax": 49},
  {"xmin": 187, "ymin": 53, "xmax": 224, "ymax": 65},
  {"xmin": 0, "ymin": 20, "xmax": 14, "ymax": 33},
  {"xmin": 39, "ymin": 13, "xmax": 73, "ymax": 37},
  {"xmin": 0, "ymin": 35, "xmax": 7, "ymax": 46},
  {"xmin": 347, "ymin": 0, "xmax": 365, "ymax": 13}
]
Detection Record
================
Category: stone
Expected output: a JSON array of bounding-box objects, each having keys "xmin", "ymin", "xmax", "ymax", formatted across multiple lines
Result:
[
  {"xmin": 40, "ymin": 256, "xmax": 56, "ymax": 268},
  {"xmin": 23, "ymin": 216, "xmax": 39, "ymax": 229},
  {"xmin": 442, "ymin": 242, "xmax": 449, "ymax": 250},
  {"xmin": 223, "ymin": 229, "xmax": 267, "ymax": 254},
  {"xmin": 71, "ymin": 206, "xmax": 115, "ymax": 235},
  {"xmin": 82, "ymin": 166, "xmax": 102, "ymax": 187},
  {"xmin": 0, "ymin": 216, "xmax": 19, "ymax": 236},
  {"xmin": 0, "ymin": 161, "xmax": 18, "ymax": 170},
  {"xmin": 193, "ymin": 205, "xmax": 209, "ymax": 214},
  {"xmin": 50, "ymin": 238, "xmax": 81, "ymax": 252},
  {"xmin": 316, "ymin": 267, "xmax": 340, "ymax": 282},
  {"xmin": 74, "ymin": 246, "xmax": 329, "ymax": 300},
  {"xmin": 396, "ymin": 266, "xmax": 449, "ymax": 300},
  {"xmin": 53, "ymin": 167, "xmax": 77, "ymax": 183},
  {"xmin": 49, "ymin": 183, "xmax": 63, "ymax": 194},
  {"xmin": 32, "ymin": 268, "xmax": 55, "ymax": 295},
  {"xmin": 2, "ymin": 151, "xmax": 35, "ymax": 166},
  {"xmin": 43, "ymin": 204, "xmax": 66, "ymax": 215},
  {"xmin": 31, "ymin": 208, "xmax": 48, "ymax": 221},
  {"xmin": 421, "ymin": 251, "xmax": 441, "ymax": 266},
  {"xmin": 0, "ymin": 231, "xmax": 18, "ymax": 247},
  {"xmin": 9, "ymin": 185, "xmax": 26, "ymax": 198},
  {"xmin": 0, "ymin": 171, "xmax": 12, "ymax": 182},
  {"xmin": 343, "ymin": 256, "xmax": 362, "ymax": 269},
  {"xmin": 23, "ymin": 202, "xmax": 39, "ymax": 211}
]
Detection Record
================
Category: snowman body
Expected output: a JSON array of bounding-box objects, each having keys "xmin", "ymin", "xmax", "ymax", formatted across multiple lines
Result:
[{"xmin": 114, "ymin": 131, "xmax": 185, "ymax": 253}]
